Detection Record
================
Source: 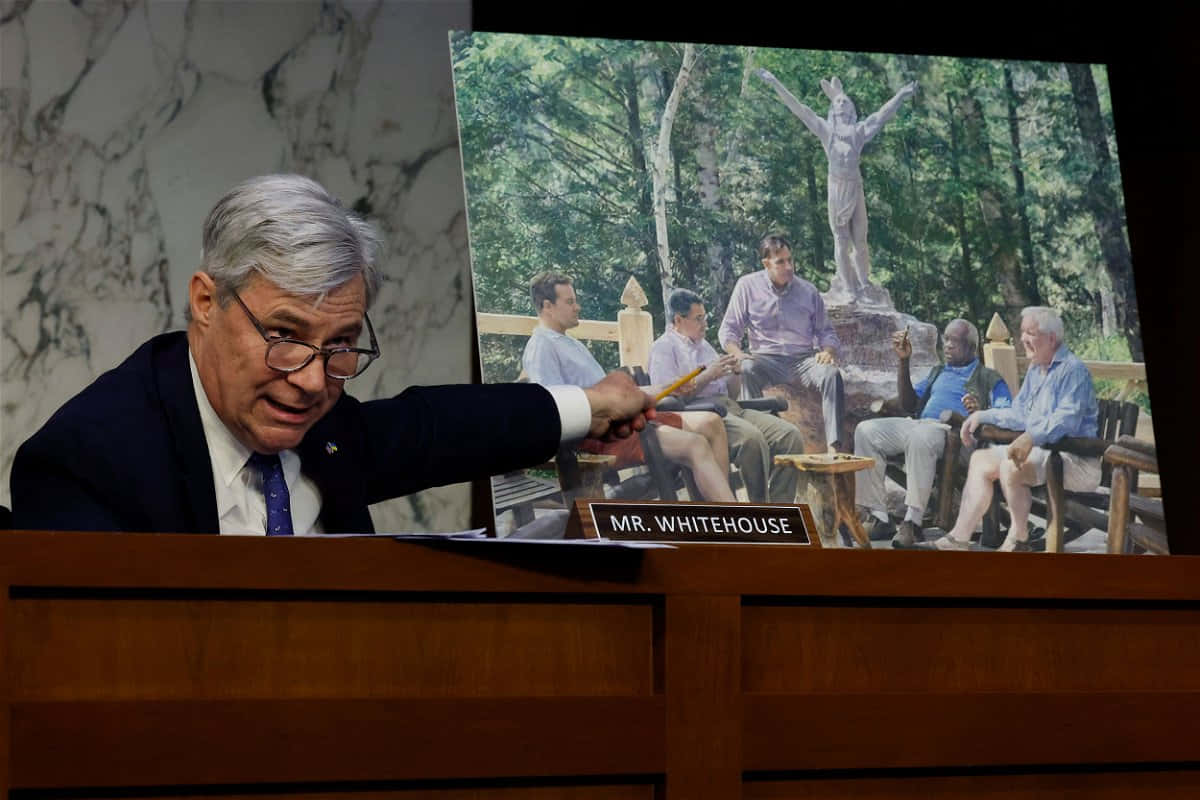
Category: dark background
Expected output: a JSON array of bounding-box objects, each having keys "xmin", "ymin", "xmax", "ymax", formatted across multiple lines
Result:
[{"xmin": 472, "ymin": 4, "xmax": 1200, "ymax": 554}]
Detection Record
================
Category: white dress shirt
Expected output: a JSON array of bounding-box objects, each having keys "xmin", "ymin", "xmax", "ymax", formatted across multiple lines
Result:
[
  {"xmin": 189, "ymin": 353, "xmax": 324, "ymax": 535},
  {"xmin": 188, "ymin": 352, "xmax": 591, "ymax": 534}
]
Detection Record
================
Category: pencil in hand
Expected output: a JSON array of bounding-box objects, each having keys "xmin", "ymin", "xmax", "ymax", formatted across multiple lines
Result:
[{"xmin": 653, "ymin": 365, "xmax": 705, "ymax": 403}]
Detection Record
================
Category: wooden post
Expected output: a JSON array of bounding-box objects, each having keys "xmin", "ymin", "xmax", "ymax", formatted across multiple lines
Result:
[
  {"xmin": 1045, "ymin": 453, "xmax": 1066, "ymax": 553},
  {"xmin": 1107, "ymin": 464, "xmax": 1132, "ymax": 554},
  {"xmin": 936, "ymin": 429, "xmax": 961, "ymax": 530},
  {"xmin": 665, "ymin": 595, "xmax": 742, "ymax": 799},
  {"xmin": 618, "ymin": 277, "xmax": 654, "ymax": 368},
  {"xmin": 983, "ymin": 312, "xmax": 1019, "ymax": 394}
]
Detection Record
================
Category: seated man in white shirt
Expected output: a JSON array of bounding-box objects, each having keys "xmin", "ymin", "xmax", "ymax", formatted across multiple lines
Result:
[
  {"xmin": 523, "ymin": 271, "xmax": 736, "ymax": 502},
  {"xmin": 649, "ymin": 288, "xmax": 805, "ymax": 503}
]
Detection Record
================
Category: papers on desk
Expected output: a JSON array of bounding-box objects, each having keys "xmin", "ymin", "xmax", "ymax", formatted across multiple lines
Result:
[
  {"xmin": 300, "ymin": 530, "xmax": 674, "ymax": 548},
  {"xmin": 395, "ymin": 531, "xmax": 674, "ymax": 549},
  {"xmin": 454, "ymin": 536, "xmax": 675, "ymax": 549}
]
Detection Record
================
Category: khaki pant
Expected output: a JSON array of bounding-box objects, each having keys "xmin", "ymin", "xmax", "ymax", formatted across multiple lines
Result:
[
  {"xmin": 854, "ymin": 416, "xmax": 950, "ymax": 515},
  {"xmin": 709, "ymin": 396, "xmax": 806, "ymax": 503}
]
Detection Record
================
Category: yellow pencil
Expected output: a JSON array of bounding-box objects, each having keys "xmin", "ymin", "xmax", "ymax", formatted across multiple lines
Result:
[{"xmin": 653, "ymin": 365, "xmax": 705, "ymax": 403}]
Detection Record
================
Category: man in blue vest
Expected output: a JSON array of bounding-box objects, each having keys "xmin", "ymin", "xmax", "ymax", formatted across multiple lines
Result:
[{"xmin": 854, "ymin": 319, "xmax": 1011, "ymax": 548}]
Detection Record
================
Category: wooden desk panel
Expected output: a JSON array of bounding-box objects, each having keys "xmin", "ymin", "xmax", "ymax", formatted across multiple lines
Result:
[
  {"xmin": 74, "ymin": 790, "xmax": 656, "ymax": 800},
  {"xmin": 9, "ymin": 595, "xmax": 654, "ymax": 700},
  {"xmin": 743, "ymin": 603, "xmax": 1200, "ymax": 693},
  {"xmin": 11, "ymin": 697, "xmax": 665, "ymax": 788},
  {"xmin": 747, "ymin": 770, "xmax": 1200, "ymax": 798},
  {"xmin": 1, "ymin": 533, "xmax": 1198, "ymax": 799}
]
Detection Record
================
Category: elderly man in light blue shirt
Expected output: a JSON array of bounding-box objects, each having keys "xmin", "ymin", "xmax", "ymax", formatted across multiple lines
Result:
[
  {"xmin": 718, "ymin": 234, "xmax": 847, "ymax": 450},
  {"xmin": 932, "ymin": 306, "xmax": 1100, "ymax": 552},
  {"xmin": 650, "ymin": 288, "xmax": 805, "ymax": 503}
]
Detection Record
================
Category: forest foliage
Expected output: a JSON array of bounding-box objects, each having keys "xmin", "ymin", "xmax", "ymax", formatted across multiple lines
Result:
[{"xmin": 451, "ymin": 32, "xmax": 1139, "ymax": 399}]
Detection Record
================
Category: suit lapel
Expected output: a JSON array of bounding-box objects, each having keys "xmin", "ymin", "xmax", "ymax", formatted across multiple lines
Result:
[
  {"xmin": 153, "ymin": 334, "xmax": 220, "ymax": 533},
  {"xmin": 299, "ymin": 401, "xmax": 375, "ymax": 534}
]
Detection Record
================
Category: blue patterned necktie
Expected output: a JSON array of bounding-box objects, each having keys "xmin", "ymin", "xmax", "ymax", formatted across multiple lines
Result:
[{"xmin": 249, "ymin": 452, "xmax": 294, "ymax": 536}]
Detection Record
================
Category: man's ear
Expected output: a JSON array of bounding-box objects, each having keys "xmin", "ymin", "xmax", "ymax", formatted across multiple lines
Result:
[{"xmin": 189, "ymin": 272, "xmax": 218, "ymax": 328}]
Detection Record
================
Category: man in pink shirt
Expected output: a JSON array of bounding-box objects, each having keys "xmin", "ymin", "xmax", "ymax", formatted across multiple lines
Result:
[{"xmin": 718, "ymin": 234, "xmax": 847, "ymax": 451}]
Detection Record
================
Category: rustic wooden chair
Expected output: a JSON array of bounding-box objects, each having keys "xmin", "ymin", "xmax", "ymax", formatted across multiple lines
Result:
[
  {"xmin": 495, "ymin": 366, "xmax": 705, "ymax": 531},
  {"xmin": 974, "ymin": 398, "xmax": 1140, "ymax": 551},
  {"xmin": 1103, "ymin": 435, "xmax": 1167, "ymax": 554}
]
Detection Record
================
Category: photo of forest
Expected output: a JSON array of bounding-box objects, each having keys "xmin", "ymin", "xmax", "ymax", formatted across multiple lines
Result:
[{"xmin": 451, "ymin": 31, "xmax": 1159, "ymax": 549}]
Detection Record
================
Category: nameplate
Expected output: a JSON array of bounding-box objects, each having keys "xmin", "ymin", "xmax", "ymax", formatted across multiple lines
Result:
[{"xmin": 566, "ymin": 500, "xmax": 818, "ymax": 545}]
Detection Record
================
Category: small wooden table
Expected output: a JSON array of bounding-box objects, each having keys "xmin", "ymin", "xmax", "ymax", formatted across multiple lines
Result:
[
  {"xmin": 774, "ymin": 453, "xmax": 876, "ymax": 548},
  {"xmin": 572, "ymin": 452, "xmax": 618, "ymax": 497}
]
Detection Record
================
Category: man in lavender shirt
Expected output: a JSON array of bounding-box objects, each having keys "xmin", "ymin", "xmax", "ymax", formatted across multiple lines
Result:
[
  {"xmin": 718, "ymin": 234, "xmax": 847, "ymax": 451},
  {"xmin": 931, "ymin": 307, "xmax": 1101, "ymax": 552},
  {"xmin": 650, "ymin": 289, "xmax": 805, "ymax": 502}
]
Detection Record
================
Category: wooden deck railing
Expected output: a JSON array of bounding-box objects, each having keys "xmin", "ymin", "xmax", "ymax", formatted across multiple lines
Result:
[
  {"xmin": 476, "ymin": 276, "xmax": 654, "ymax": 367},
  {"xmin": 478, "ymin": 292, "xmax": 1147, "ymax": 411},
  {"xmin": 982, "ymin": 312, "xmax": 1148, "ymax": 403}
]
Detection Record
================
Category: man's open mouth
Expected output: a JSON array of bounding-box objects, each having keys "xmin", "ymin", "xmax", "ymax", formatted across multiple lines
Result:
[{"xmin": 266, "ymin": 397, "xmax": 312, "ymax": 416}]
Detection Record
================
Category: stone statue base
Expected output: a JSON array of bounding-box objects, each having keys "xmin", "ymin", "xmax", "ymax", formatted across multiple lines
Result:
[
  {"xmin": 765, "ymin": 304, "xmax": 941, "ymax": 453},
  {"xmin": 823, "ymin": 274, "xmax": 894, "ymax": 310}
]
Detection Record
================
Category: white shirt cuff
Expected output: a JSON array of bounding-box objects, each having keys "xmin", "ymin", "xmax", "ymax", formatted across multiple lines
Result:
[{"xmin": 547, "ymin": 385, "xmax": 591, "ymax": 442}]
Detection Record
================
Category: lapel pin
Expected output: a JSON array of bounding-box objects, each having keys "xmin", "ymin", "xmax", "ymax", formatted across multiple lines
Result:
[{"xmin": 325, "ymin": 441, "xmax": 339, "ymax": 455}]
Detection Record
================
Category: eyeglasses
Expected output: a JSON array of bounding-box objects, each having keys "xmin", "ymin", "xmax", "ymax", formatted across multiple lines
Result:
[{"xmin": 231, "ymin": 292, "xmax": 380, "ymax": 380}]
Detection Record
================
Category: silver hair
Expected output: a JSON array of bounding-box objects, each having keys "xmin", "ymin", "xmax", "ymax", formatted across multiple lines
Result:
[
  {"xmin": 198, "ymin": 174, "xmax": 383, "ymax": 310},
  {"xmin": 947, "ymin": 318, "xmax": 979, "ymax": 351},
  {"xmin": 1021, "ymin": 306, "xmax": 1065, "ymax": 343}
]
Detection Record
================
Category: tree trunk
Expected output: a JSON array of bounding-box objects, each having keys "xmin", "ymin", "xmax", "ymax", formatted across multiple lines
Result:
[
  {"xmin": 695, "ymin": 114, "xmax": 734, "ymax": 314},
  {"xmin": 802, "ymin": 148, "xmax": 825, "ymax": 277},
  {"xmin": 1101, "ymin": 284, "xmax": 1117, "ymax": 338},
  {"xmin": 651, "ymin": 44, "xmax": 697, "ymax": 307},
  {"xmin": 702, "ymin": 46, "xmax": 758, "ymax": 317},
  {"xmin": 955, "ymin": 77, "xmax": 1029, "ymax": 330},
  {"xmin": 946, "ymin": 93, "xmax": 985, "ymax": 328},
  {"xmin": 1065, "ymin": 62, "xmax": 1142, "ymax": 361},
  {"xmin": 1004, "ymin": 63, "xmax": 1042, "ymax": 305},
  {"xmin": 673, "ymin": 140, "xmax": 698, "ymax": 293},
  {"xmin": 621, "ymin": 61, "xmax": 659, "ymax": 276},
  {"xmin": 900, "ymin": 54, "xmax": 929, "ymax": 318}
]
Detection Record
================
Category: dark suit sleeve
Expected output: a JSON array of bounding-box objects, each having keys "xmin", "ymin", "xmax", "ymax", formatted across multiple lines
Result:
[
  {"xmin": 10, "ymin": 434, "xmax": 126, "ymax": 532},
  {"xmin": 332, "ymin": 382, "xmax": 563, "ymax": 505}
]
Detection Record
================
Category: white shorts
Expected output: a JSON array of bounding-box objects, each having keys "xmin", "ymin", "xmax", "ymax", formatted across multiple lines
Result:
[{"xmin": 996, "ymin": 444, "xmax": 1102, "ymax": 492}]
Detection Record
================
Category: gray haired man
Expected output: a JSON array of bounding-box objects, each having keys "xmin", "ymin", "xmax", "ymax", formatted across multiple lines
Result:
[{"xmin": 12, "ymin": 174, "xmax": 652, "ymax": 534}]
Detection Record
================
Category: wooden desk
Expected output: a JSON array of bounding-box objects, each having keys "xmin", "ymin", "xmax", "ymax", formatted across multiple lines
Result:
[{"xmin": 2, "ymin": 532, "xmax": 1199, "ymax": 798}]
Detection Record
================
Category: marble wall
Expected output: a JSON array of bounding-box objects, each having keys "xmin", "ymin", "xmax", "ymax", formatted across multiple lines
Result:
[{"xmin": 0, "ymin": 0, "xmax": 475, "ymax": 531}]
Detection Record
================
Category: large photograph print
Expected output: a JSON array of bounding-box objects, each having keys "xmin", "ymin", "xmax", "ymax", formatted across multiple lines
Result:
[{"xmin": 451, "ymin": 31, "xmax": 1162, "ymax": 552}]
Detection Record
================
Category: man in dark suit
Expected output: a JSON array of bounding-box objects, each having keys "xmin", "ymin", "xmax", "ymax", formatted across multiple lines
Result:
[{"xmin": 10, "ymin": 175, "xmax": 650, "ymax": 534}]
